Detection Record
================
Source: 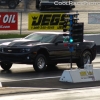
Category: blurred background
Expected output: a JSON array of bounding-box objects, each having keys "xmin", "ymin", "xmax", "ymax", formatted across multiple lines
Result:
[{"xmin": 0, "ymin": 0, "xmax": 100, "ymax": 34}]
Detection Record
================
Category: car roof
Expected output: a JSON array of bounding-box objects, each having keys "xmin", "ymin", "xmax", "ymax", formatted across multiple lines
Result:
[{"xmin": 33, "ymin": 32, "xmax": 68, "ymax": 35}]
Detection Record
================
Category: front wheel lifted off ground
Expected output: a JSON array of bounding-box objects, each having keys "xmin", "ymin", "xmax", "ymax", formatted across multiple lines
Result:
[
  {"xmin": 1, "ymin": 62, "xmax": 12, "ymax": 70},
  {"xmin": 33, "ymin": 54, "xmax": 47, "ymax": 72}
]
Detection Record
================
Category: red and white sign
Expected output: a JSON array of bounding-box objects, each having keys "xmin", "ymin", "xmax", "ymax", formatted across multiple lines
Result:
[{"xmin": 0, "ymin": 12, "xmax": 18, "ymax": 30}]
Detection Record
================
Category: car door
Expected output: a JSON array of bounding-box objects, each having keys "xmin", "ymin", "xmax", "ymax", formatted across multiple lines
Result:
[{"xmin": 50, "ymin": 34, "xmax": 70, "ymax": 60}]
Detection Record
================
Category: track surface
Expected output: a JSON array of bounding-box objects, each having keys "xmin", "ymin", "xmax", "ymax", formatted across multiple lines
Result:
[
  {"xmin": 0, "ymin": 54, "xmax": 99, "ymax": 88},
  {"xmin": 1, "ymin": 87, "xmax": 100, "ymax": 100}
]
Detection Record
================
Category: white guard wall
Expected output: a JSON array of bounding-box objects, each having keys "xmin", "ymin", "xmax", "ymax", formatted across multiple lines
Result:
[{"xmin": 60, "ymin": 64, "xmax": 100, "ymax": 83}]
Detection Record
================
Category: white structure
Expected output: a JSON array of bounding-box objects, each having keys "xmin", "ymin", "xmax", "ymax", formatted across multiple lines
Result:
[
  {"xmin": 60, "ymin": 64, "xmax": 100, "ymax": 83},
  {"xmin": 0, "ymin": 82, "xmax": 2, "ymax": 87}
]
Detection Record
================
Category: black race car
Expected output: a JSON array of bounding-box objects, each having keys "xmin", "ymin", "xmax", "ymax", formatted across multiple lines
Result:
[
  {"xmin": 36, "ymin": 0, "xmax": 75, "ymax": 11},
  {"xmin": 0, "ymin": 32, "xmax": 96, "ymax": 72}
]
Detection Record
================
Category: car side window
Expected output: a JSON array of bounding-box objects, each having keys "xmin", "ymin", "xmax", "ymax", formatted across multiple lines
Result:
[{"xmin": 55, "ymin": 35, "xmax": 63, "ymax": 42}]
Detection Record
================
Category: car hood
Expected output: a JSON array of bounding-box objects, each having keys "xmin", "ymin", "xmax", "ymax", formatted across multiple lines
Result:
[{"xmin": 1, "ymin": 39, "xmax": 41, "ymax": 47}]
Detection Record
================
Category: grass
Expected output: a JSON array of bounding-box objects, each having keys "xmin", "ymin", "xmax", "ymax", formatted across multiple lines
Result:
[
  {"xmin": 0, "ymin": 34, "xmax": 29, "ymax": 39},
  {"xmin": 0, "ymin": 32, "xmax": 98, "ymax": 39}
]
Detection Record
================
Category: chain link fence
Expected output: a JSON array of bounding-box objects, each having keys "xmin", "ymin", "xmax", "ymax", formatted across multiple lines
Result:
[{"xmin": 0, "ymin": 0, "xmax": 100, "ymax": 34}]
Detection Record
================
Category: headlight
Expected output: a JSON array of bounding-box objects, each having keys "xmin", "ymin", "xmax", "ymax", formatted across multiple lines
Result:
[{"xmin": 21, "ymin": 48, "xmax": 30, "ymax": 53}]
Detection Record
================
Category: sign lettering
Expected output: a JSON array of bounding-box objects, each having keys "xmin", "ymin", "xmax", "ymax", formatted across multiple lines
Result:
[
  {"xmin": 28, "ymin": 13, "xmax": 66, "ymax": 30},
  {"xmin": 80, "ymin": 71, "xmax": 87, "ymax": 76},
  {"xmin": 80, "ymin": 70, "xmax": 94, "ymax": 80},
  {"xmin": 3, "ymin": 15, "xmax": 16, "ymax": 23},
  {"xmin": 0, "ymin": 12, "xmax": 18, "ymax": 30}
]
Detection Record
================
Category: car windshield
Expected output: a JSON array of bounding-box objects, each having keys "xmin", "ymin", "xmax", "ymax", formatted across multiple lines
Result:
[{"xmin": 24, "ymin": 33, "xmax": 56, "ymax": 43}]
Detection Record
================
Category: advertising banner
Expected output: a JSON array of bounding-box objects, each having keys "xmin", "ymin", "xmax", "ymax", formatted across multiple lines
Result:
[
  {"xmin": 79, "ymin": 69, "xmax": 95, "ymax": 80},
  {"xmin": 0, "ymin": 12, "xmax": 18, "ymax": 30},
  {"xmin": 28, "ymin": 13, "xmax": 66, "ymax": 30}
]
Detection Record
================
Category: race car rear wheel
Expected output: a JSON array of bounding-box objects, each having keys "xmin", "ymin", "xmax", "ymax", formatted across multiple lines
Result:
[
  {"xmin": 33, "ymin": 54, "xmax": 47, "ymax": 72},
  {"xmin": 76, "ymin": 50, "xmax": 92, "ymax": 69},
  {"xmin": 1, "ymin": 62, "xmax": 12, "ymax": 70}
]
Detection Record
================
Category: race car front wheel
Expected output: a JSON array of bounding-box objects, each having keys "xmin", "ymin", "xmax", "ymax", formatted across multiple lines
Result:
[
  {"xmin": 33, "ymin": 54, "xmax": 47, "ymax": 72},
  {"xmin": 1, "ymin": 62, "xmax": 12, "ymax": 70},
  {"xmin": 76, "ymin": 50, "xmax": 92, "ymax": 69}
]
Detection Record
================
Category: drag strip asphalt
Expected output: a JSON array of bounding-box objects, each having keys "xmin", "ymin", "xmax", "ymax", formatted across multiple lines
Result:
[
  {"xmin": 2, "ymin": 77, "xmax": 100, "ymax": 89},
  {"xmin": 0, "ymin": 54, "xmax": 99, "ymax": 88}
]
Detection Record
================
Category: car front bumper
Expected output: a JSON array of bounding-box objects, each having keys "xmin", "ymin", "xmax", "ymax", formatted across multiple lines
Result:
[{"xmin": 0, "ymin": 52, "xmax": 37, "ymax": 64}]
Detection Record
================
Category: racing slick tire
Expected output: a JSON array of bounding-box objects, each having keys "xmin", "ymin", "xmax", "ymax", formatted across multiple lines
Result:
[
  {"xmin": 76, "ymin": 50, "xmax": 92, "ymax": 69},
  {"xmin": 8, "ymin": 1, "xmax": 17, "ymax": 9},
  {"xmin": 33, "ymin": 54, "xmax": 47, "ymax": 72},
  {"xmin": 1, "ymin": 62, "xmax": 12, "ymax": 70}
]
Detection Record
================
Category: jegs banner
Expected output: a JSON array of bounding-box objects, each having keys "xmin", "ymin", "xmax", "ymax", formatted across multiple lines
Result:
[
  {"xmin": 28, "ymin": 13, "xmax": 66, "ymax": 30},
  {"xmin": 0, "ymin": 12, "xmax": 18, "ymax": 30}
]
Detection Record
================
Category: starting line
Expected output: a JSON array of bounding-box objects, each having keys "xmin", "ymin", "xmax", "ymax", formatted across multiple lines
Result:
[{"xmin": 60, "ymin": 64, "xmax": 100, "ymax": 83}]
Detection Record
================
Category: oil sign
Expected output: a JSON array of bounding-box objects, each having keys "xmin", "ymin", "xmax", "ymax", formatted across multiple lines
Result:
[{"xmin": 0, "ymin": 12, "xmax": 18, "ymax": 30}]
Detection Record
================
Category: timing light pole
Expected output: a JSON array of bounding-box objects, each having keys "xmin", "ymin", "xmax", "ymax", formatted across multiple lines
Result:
[{"xmin": 63, "ymin": 12, "xmax": 79, "ymax": 69}]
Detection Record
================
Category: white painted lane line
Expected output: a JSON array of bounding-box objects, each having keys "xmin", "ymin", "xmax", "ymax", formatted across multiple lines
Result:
[
  {"xmin": 6, "ymin": 86, "xmax": 100, "ymax": 91},
  {"xmin": 1, "ymin": 86, "xmax": 100, "ymax": 100}
]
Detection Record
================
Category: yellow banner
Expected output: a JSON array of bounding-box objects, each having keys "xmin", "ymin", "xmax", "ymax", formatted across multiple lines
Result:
[{"xmin": 28, "ymin": 13, "xmax": 68, "ymax": 30}]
